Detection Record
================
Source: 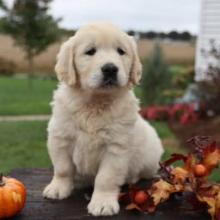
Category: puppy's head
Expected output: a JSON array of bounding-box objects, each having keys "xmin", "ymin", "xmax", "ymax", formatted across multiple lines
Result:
[{"xmin": 55, "ymin": 22, "xmax": 142, "ymax": 91}]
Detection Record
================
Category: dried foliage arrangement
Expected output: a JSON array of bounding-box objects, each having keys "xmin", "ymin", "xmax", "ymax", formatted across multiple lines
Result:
[{"xmin": 120, "ymin": 136, "xmax": 220, "ymax": 220}]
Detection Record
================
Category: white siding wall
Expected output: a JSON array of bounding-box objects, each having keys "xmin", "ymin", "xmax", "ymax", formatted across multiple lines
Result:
[{"xmin": 195, "ymin": 0, "xmax": 220, "ymax": 81}]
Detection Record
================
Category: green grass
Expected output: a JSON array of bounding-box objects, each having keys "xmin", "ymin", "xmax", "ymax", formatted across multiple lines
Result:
[
  {"xmin": 0, "ymin": 119, "xmax": 219, "ymax": 182},
  {"xmin": 0, "ymin": 120, "xmax": 51, "ymax": 174},
  {"xmin": 134, "ymin": 86, "xmax": 143, "ymax": 100},
  {"xmin": 150, "ymin": 121, "xmax": 176, "ymax": 140},
  {"xmin": 0, "ymin": 76, "xmax": 57, "ymax": 115},
  {"xmin": 150, "ymin": 121, "xmax": 185, "ymax": 161},
  {"xmin": 1, "ymin": 121, "xmax": 177, "ymax": 174},
  {"xmin": 168, "ymin": 65, "xmax": 187, "ymax": 77}
]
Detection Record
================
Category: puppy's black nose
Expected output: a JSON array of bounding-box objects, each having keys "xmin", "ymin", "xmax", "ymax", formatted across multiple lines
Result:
[
  {"xmin": 101, "ymin": 63, "xmax": 118, "ymax": 86},
  {"xmin": 102, "ymin": 63, "xmax": 118, "ymax": 75}
]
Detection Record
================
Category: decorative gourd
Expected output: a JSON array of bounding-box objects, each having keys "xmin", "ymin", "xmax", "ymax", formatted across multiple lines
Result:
[{"xmin": 0, "ymin": 174, "xmax": 26, "ymax": 219}]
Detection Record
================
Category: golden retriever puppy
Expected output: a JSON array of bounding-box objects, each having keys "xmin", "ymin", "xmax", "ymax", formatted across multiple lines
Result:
[{"xmin": 43, "ymin": 22, "xmax": 164, "ymax": 216}]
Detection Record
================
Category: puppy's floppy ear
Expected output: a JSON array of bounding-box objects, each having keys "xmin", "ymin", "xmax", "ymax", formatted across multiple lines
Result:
[
  {"xmin": 129, "ymin": 36, "xmax": 142, "ymax": 85},
  {"xmin": 55, "ymin": 37, "xmax": 76, "ymax": 86}
]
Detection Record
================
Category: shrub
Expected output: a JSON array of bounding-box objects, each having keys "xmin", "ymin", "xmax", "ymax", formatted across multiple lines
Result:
[
  {"xmin": 163, "ymin": 66, "xmax": 195, "ymax": 101},
  {"xmin": 140, "ymin": 42, "xmax": 172, "ymax": 106},
  {"xmin": 172, "ymin": 66, "xmax": 194, "ymax": 89},
  {"xmin": 140, "ymin": 102, "xmax": 206, "ymax": 124}
]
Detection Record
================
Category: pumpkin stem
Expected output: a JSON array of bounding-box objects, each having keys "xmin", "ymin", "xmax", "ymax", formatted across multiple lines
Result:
[{"xmin": 0, "ymin": 173, "xmax": 5, "ymax": 186}]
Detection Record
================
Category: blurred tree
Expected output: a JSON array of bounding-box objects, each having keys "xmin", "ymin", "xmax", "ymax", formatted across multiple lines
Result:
[
  {"xmin": 158, "ymin": 32, "xmax": 166, "ymax": 39},
  {"xmin": 0, "ymin": 0, "xmax": 7, "ymax": 11},
  {"xmin": 140, "ymin": 31, "xmax": 157, "ymax": 39},
  {"xmin": 127, "ymin": 30, "xmax": 135, "ymax": 36},
  {"xmin": 1, "ymin": 0, "xmax": 61, "ymax": 88},
  {"xmin": 180, "ymin": 31, "xmax": 191, "ymax": 41},
  {"xmin": 168, "ymin": 31, "xmax": 179, "ymax": 40},
  {"xmin": 146, "ymin": 31, "xmax": 157, "ymax": 39},
  {"xmin": 140, "ymin": 42, "xmax": 171, "ymax": 106},
  {"xmin": 137, "ymin": 30, "xmax": 193, "ymax": 41},
  {"xmin": 0, "ymin": 0, "xmax": 7, "ymax": 31}
]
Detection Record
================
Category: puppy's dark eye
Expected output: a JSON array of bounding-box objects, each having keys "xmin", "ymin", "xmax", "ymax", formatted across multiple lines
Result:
[
  {"xmin": 117, "ymin": 47, "xmax": 126, "ymax": 55},
  {"xmin": 85, "ymin": 48, "xmax": 96, "ymax": 56}
]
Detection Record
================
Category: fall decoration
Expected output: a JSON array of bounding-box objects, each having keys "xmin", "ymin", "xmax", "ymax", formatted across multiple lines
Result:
[
  {"xmin": 194, "ymin": 164, "xmax": 207, "ymax": 177},
  {"xmin": 0, "ymin": 174, "xmax": 26, "ymax": 219},
  {"xmin": 120, "ymin": 136, "xmax": 220, "ymax": 220},
  {"xmin": 134, "ymin": 190, "xmax": 148, "ymax": 205}
]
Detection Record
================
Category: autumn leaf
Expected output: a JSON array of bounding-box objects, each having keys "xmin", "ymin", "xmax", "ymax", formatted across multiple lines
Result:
[
  {"xmin": 150, "ymin": 179, "xmax": 175, "ymax": 205},
  {"xmin": 171, "ymin": 167, "xmax": 188, "ymax": 183},
  {"xmin": 216, "ymin": 210, "xmax": 220, "ymax": 220},
  {"xmin": 215, "ymin": 192, "xmax": 220, "ymax": 220},
  {"xmin": 122, "ymin": 136, "xmax": 220, "ymax": 220},
  {"xmin": 203, "ymin": 145, "xmax": 220, "ymax": 172},
  {"xmin": 126, "ymin": 203, "xmax": 142, "ymax": 211},
  {"xmin": 163, "ymin": 153, "xmax": 187, "ymax": 167},
  {"xmin": 184, "ymin": 153, "xmax": 197, "ymax": 173},
  {"xmin": 196, "ymin": 184, "xmax": 220, "ymax": 219},
  {"xmin": 197, "ymin": 195, "xmax": 216, "ymax": 219}
]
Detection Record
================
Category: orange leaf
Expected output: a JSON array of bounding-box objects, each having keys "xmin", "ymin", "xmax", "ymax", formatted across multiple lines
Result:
[
  {"xmin": 197, "ymin": 195, "xmax": 216, "ymax": 219},
  {"xmin": 215, "ymin": 191, "xmax": 220, "ymax": 220},
  {"xmin": 151, "ymin": 179, "xmax": 175, "ymax": 205},
  {"xmin": 203, "ymin": 148, "xmax": 220, "ymax": 172},
  {"xmin": 171, "ymin": 167, "xmax": 188, "ymax": 183},
  {"xmin": 184, "ymin": 153, "xmax": 197, "ymax": 173},
  {"xmin": 126, "ymin": 203, "xmax": 142, "ymax": 211}
]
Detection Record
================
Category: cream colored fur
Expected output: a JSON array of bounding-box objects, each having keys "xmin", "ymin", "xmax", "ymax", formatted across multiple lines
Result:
[{"xmin": 43, "ymin": 22, "xmax": 164, "ymax": 216}]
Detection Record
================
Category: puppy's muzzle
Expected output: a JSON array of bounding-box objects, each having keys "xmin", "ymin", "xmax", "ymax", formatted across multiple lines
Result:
[{"xmin": 101, "ymin": 63, "xmax": 118, "ymax": 87}]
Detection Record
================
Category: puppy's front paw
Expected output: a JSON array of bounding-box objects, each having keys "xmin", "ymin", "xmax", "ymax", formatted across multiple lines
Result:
[
  {"xmin": 43, "ymin": 177, "xmax": 74, "ymax": 200},
  {"xmin": 88, "ymin": 194, "xmax": 119, "ymax": 216}
]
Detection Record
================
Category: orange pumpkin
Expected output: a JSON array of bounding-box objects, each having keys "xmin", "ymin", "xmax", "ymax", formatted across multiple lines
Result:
[{"xmin": 0, "ymin": 174, "xmax": 26, "ymax": 219}]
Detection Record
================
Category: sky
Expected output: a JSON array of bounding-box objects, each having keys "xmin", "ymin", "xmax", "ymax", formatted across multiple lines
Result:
[{"xmin": 3, "ymin": 0, "xmax": 201, "ymax": 34}]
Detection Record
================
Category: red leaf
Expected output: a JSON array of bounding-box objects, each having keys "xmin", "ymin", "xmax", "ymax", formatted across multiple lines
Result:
[{"xmin": 163, "ymin": 153, "xmax": 187, "ymax": 167}]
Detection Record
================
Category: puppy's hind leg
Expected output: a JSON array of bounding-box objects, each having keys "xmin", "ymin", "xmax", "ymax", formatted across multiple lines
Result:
[
  {"xmin": 139, "ymin": 147, "xmax": 163, "ymax": 179},
  {"xmin": 43, "ymin": 136, "xmax": 75, "ymax": 200},
  {"xmin": 140, "ymin": 162, "xmax": 160, "ymax": 179}
]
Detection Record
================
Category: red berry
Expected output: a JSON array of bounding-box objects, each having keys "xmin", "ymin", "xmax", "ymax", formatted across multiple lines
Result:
[
  {"xmin": 194, "ymin": 164, "xmax": 207, "ymax": 177},
  {"xmin": 134, "ymin": 190, "xmax": 148, "ymax": 205}
]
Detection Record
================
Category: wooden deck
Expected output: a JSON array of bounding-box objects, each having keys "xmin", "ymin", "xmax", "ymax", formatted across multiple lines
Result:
[{"xmin": 10, "ymin": 169, "xmax": 211, "ymax": 220}]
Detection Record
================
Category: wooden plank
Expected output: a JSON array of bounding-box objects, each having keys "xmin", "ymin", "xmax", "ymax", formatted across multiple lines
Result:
[{"xmin": 9, "ymin": 169, "xmax": 211, "ymax": 220}]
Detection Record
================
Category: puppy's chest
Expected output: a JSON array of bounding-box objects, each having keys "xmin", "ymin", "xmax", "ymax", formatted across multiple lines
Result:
[
  {"xmin": 71, "ymin": 105, "xmax": 133, "ymax": 176},
  {"xmin": 72, "ymin": 111, "xmax": 113, "ymax": 175},
  {"xmin": 73, "ymin": 127, "xmax": 109, "ymax": 176},
  {"xmin": 73, "ymin": 106, "xmax": 113, "ymax": 132}
]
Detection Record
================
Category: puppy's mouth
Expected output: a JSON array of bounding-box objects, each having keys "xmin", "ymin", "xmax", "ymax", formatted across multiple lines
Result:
[{"xmin": 101, "ymin": 78, "xmax": 118, "ymax": 88}]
